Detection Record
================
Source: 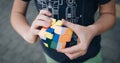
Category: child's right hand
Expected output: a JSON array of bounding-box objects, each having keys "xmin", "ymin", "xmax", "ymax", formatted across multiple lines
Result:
[{"xmin": 29, "ymin": 10, "xmax": 52, "ymax": 36}]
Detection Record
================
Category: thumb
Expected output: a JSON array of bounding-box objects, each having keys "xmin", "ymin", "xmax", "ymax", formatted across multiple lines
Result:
[{"xmin": 62, "ymin": 19, "xmax": 76, "ymax": 31}]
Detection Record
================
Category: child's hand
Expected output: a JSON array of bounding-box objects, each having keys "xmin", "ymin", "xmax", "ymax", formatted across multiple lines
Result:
[
  {"xmin": 58, "ymin": 19, "xmax": 97, "ymax": 60},
  {"xmin": 29, "ymin": 10, "xmax": 52, "ymax": 36},
  {"xmin": 26, "ymin": 10, "xmax": 52, "ymax": 43}
]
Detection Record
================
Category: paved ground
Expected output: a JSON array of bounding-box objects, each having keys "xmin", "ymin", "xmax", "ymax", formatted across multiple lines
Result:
[{"xmin": 0, "ymin": 0, "xmax": 120, "ymax": 63}]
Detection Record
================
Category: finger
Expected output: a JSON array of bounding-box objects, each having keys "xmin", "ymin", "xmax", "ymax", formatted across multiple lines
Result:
[
  {"xmin": 30, "ymin": 28, "xmax": 40, "ymax": 35},
  {"xmin": 71, "ymin": 50, "xmax": 87, "ymax": 59},
  {"xmin": 39, "ymin": 10, "xmax": 52, "ymax": 16},
  {"xmin": 64, "ymin": 53, "xmax": 73, "ymax": 60},
  {"xmin": 65, "ymin": 53, "xmax": 78, "ymax": 60},
  {"xmin": 65, "ymin": 51, "xmax": 84, "ymax": 60},
  {"xmin": 58, "ymin": 45, "xmax": 80, "ymax": 54},
  {"xmin": 62, "ymin": 19, "xmax": 77, "ymax": 31},
  {"xmin": 32, "ymin": 20, "xmax": 51, "ymax": 28},
  {"xmin": 37, "ymin": 15, "xmax": 52, "ymax": 23}
]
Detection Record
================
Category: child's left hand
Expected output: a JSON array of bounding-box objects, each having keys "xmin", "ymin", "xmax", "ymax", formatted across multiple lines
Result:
[{"xmin": 58, "ymin": 19, "xmax": 97, "ymax": 60}]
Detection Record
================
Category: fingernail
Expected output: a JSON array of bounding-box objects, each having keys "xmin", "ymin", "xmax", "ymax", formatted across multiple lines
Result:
[
  {"xmin": 49, "ymin": 19, "xmax": 52, "ymax": 23},
  {"xmin": 62, "ymin": 19, "xmax": 66, "ymax": 25},
  {"xmin": 44, "ymin": 23, "xmax": 50, "ymax": 28},
  {"xmin": 47, "ymin": 23, "xmax": 51, "ymax": 26},
  {"xmin": 57, "ymin": 50, "xmax": 61, "ymax": 52},
  {"xmin": 62, "ymin": 19, "xmax": 65, "ymax": 21},
  {"xmin": 48, "ymin": 13, "xmax": 52, "ymax": 16}
]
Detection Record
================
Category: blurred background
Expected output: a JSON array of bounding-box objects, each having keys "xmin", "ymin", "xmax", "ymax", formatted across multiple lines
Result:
[{"xmin": 0, "ymin": 0, "xmax": 120, "ymax": 63}]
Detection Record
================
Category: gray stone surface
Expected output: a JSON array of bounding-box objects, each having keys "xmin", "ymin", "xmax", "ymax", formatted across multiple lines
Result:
[{"xmin": 0, "ymin": 0, "xmax": 120, "ymax": 63}]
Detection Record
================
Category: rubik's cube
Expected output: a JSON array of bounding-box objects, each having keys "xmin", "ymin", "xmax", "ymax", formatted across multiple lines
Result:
[{"xmin": 39, "ymin": 18, "xmax": 73, "ymax": 50}]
